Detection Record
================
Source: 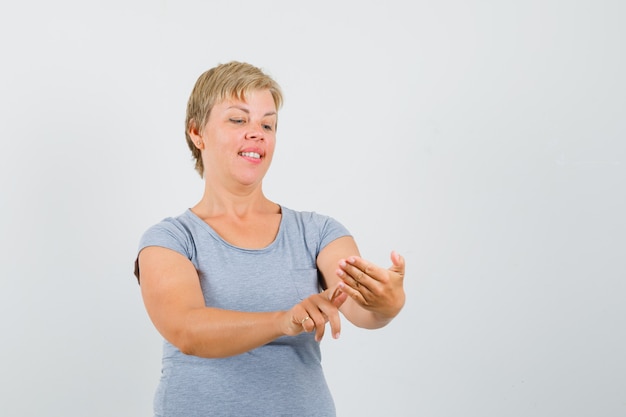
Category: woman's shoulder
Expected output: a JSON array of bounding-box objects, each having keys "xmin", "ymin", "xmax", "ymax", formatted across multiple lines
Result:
[
  {"xmin": 280, "ymin": 205, "xmax": 331, "ymax": 225},
  {"xmin": 134, "ymin": 210, "xmax": 199, "ymax": 282},
  {"xmin": 280, "ymin": 205, "xmax": 348, "ymax": 233},
  {"xmin": 279, "ymin": 205, "xmax": 351, "ymax": 253},
  {"xmin": 144, "ymin": 209, "xmax": 194, "ymax": 231},
  {"xmin": 138, "ymin": 209, "xmax": 202, "ymax": 245}
]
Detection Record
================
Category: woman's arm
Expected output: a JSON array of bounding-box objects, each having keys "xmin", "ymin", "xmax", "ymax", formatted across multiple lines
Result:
[
  {"xmin": 138, "ymin": 246, "xmax": 345, "ymax": 358},
  {"xmin": 317, "ymin": 236, "xmax": 406, "ymax": 329}
]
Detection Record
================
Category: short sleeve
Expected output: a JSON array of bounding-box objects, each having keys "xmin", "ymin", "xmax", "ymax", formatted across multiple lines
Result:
[
  {"xmin": 315, "ymin": 213, "xmax": 351, "ymax": 253},
  {"xmin": 133, "ymin": 217, "xmax": 195, "ymax": 283}
]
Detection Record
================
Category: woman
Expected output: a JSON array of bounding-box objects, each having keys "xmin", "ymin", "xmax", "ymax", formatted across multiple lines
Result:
[{"xmin": 135, "ymin": 61, "xmax": 405, "ymax": 417}]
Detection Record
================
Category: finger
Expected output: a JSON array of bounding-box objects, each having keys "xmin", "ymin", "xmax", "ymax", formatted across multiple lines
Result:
[
  {"xmin": 289, "ymin": 306, "xmax": 311, "ymax": 336},
  {"xmin": 332, "ymin": 291, "xmax": 348, "ymax": 308},
  {"xmin": 335, "ymin": 280, "xmax": 368, "ymax": 306},
  {"xmin": 337, "ymin": 260, "xmax": 375, "ymax": 292},
  {"xmin": 390, "ymin": 251, "xmax": 405, "ymax": 276},
  {"xmin": 299, "ymin": 315, "xmax": 313, "ymax": 332},
  {"xmin": 326, "ymin": 303, "xmax": 342, "ymax": 339},
  {"xmin": 309, "ymin": 310, "xmax": 326, "ymax": 341},
  {"xmin": 291, "ymin": 304, "xmax": 312, "ymax": 332},
  {"xmin": 325, "ymin": 284, "xmax": 348, "ymax": 308},
  {"xmin": 300, "ymin": 298, "xmax": 328, "ymax": 341},
  {"xmin": 307, "ymin": 294, "xmax": 345, "ymax": 341},
  {"xmin": 327, "ymin": 285, "xmax": 342, "ymax": 302},
  {"xmin": 345, "ymin": 256, "xmax": 386, "ymax": 282},
  {"xmin": 315, "ymin": 298, "xmax": 342, "ymax": 340}
]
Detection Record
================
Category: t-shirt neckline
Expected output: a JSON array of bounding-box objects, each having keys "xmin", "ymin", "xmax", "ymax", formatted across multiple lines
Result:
[{"xmin": 184, "ymin": 205, "xmax": 285, "ymax": 253}]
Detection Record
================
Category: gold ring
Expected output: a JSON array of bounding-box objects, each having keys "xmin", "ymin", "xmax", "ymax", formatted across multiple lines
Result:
[{"xmin": 300, "ymin": 316, "xmax": 311, "ymax": 325}]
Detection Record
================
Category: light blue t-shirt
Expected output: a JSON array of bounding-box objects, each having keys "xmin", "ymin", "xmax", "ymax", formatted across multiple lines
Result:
[{"xmin": 136, "ymin": 206, "xmax": 351, "ymax": 417}]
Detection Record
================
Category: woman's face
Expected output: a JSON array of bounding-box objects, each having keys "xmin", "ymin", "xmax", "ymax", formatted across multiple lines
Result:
[{"xmin": 199, "ymin": 89, "xmax": 278, "ymax": 189}]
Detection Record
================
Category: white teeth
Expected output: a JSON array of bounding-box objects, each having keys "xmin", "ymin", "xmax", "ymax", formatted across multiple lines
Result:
[{"xmin": 240, "ymin": 152, "xmax": 261, "ymax": 159}]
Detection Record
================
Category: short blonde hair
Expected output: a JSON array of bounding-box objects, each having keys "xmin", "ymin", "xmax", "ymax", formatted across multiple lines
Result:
[{"xmin": 185, "ymin": 61, "xmax": 283, "ymax": 177}]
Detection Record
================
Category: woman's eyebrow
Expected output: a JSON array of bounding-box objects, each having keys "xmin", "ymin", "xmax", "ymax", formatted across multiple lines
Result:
[{"xmin": 227, "ymin": 106, "xmax": 276, "ymax": 117}]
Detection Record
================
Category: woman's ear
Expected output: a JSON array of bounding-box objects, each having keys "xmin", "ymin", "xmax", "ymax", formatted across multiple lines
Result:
[{"xmin": 188, "ymin": 119, "xmax": 204, "ymax": 149}]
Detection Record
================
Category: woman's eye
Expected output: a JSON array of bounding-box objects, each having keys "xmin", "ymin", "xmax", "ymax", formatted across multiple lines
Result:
[
  {"xmin": 229, "ymin": 118, "xmax": 245, "ymax": 124},
  {"xmin": 263, "ymin": 124, "xmax": 273, "ymax": 131}
]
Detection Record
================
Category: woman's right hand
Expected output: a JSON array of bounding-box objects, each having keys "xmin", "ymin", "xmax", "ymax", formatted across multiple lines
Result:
[{"xmin": 284, "ymin": 284, "xmax": 348, "ymax": 342}]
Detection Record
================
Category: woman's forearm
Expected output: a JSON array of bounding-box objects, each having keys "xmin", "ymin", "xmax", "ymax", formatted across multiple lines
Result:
[{"xmin": 174, "ymin": 308, "xmax": 287, "ymax": 358}]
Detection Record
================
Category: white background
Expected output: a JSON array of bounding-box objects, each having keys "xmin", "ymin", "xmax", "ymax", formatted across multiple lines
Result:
[{"xmin": 1, "ymin": 1, "xmax": 625, "ymax": 416}]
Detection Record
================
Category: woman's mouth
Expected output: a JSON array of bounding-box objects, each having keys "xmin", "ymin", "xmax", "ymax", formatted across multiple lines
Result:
[{"xmin": 239, "ymin": 152, "xmax": 261, "ymax": 159}]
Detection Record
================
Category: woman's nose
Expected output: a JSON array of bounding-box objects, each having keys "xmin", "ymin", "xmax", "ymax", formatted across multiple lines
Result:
[{"xmin": 245, "ymin": 123, "xmax": 264, "ymax": 140}]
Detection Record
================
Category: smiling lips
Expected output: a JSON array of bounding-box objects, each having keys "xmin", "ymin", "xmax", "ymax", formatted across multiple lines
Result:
[{"xmin": 239, "ymin": 151, "xmax": 261, "ymax": 159}]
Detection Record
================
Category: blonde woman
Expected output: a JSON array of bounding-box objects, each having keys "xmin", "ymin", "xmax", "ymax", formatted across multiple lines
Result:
[{"xmin": 134, "ymin": 61, "xmax": 405, "ymax": 417}]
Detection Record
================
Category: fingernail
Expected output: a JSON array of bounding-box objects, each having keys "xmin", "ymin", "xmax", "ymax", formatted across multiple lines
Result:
[
  {"xmin": 336, "ymin": 269, "xmax": 344, "ymax": 277},
  {"xmin": 334, "ymin": 331, "xmax": 340, "ymax": 339}
]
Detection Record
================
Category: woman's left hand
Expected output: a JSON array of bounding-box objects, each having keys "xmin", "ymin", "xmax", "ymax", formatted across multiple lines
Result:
[{"xmin": 336, "ymin": 251, "xmax": 406, "ymax": 320}]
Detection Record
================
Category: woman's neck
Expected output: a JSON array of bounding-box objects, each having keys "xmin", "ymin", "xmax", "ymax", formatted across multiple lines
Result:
[{"xmin": 192, "ymin": 181, "xmax": 278, "ymax": 220}]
